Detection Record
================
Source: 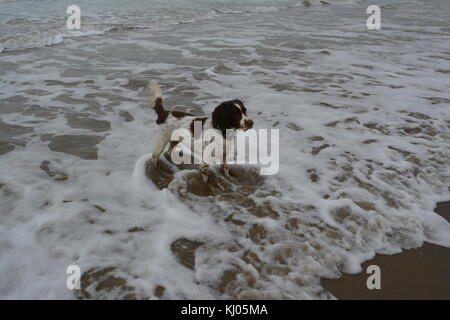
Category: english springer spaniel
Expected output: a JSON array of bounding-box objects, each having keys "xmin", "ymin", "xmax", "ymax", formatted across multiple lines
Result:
[{"xmin": 147, "ymin": 80, "xmax": 253, "ymax": 182}]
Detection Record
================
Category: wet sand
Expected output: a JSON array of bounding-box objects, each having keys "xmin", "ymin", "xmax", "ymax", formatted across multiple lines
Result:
[{"xmin": 321, "ymin": 201, "xmax": 450, "ymax": 300}]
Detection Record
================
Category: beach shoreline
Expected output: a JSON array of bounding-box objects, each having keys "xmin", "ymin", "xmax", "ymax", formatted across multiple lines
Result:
[{"xmin": 321, "ymin": 201, "xmax": 450, "ymax": 300}]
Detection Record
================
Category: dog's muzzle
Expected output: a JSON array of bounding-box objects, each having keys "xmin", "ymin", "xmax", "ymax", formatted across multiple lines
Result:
[{"xmin": 243, "ymin": 119, "xmax": 253, "ymax": 130}]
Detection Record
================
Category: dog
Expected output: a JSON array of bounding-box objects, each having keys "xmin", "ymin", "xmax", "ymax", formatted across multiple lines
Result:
[{"xmin": 147, "ymin": 80, "xmax": 253, "ymax": 182}]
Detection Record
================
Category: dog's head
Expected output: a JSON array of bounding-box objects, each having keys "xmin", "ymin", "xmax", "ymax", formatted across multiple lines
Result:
[{"xmin": 212, "ymin": 99, "xmax": 253, "ymax": 136}]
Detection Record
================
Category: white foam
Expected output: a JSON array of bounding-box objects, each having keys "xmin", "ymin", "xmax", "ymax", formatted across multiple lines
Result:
[{"xmin": 0, "ymin": 0, "xmax": 449, "ymax": 300}]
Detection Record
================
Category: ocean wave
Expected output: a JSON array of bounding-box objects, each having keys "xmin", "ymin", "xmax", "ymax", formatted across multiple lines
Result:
[
  {"xmin": 1, "ymin": 28, "xmax": 102, "ymax": 52},
  {"xmin": 3, "ymin": 0, "xmax": 445, "ymax": 300},
  {"xmin": 0, "ymin": 0, "xmax": 355, "ymax": 53}
]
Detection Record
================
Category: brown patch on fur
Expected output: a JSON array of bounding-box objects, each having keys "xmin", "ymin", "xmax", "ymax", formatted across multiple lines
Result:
[
  {"xmin": 171, "ymin": 111, "xmax": 193, "ymax": 118},
  {"xmin": 154, "ymin": 97, "xmax": 169, "ymax": 124}
]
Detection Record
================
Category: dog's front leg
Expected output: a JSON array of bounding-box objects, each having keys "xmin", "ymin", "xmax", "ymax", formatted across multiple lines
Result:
[
  {"xmin": 199, "ymin": 164, "xmax": 209, "ymax": 182},
  {"xmin": 221, "ymin": 136, "xmax": 233, "ymax": 177},
  {"xmin": 221, "ymin": 145, "xmax": 230, "ymax": 176},
  {"xmin": 221, "ymin": 164, "xmax": 230, "ymax": 177}
]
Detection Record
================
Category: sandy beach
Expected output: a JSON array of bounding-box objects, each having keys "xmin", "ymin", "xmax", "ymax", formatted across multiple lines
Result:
[
  {"xmin": 1, "ymin": 0, "xmax": 449, "ymax": 299},
  {"xmin": 322, "ymin": 201, "xmax": 450, "ymax": 299}
]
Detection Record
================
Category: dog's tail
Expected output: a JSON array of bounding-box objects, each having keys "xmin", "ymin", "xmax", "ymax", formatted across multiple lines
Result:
[{"xmin": 146, "ymin": 80, "xmax": 163, "ymax": 110}]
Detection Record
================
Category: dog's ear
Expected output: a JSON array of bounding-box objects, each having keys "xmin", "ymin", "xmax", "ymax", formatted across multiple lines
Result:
[{"xmin": 212, "ymin": 102, "xmax": 232, "ymax": 137}]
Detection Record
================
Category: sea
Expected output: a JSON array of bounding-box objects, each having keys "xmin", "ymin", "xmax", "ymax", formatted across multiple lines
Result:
[{"xmin": 0, "ymin": 0, "xmax": 449, "ymax": 299}]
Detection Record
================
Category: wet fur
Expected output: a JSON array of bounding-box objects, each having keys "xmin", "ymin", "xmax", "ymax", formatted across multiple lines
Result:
[{"xmin": 146, "ymin": 80, "xmax": 253, "ymax": 182}]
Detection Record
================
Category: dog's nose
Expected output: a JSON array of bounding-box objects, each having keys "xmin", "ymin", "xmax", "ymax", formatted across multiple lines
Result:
[{"xmin": 246, "ymin": 119, "xmax": 253, "ymax": 128}]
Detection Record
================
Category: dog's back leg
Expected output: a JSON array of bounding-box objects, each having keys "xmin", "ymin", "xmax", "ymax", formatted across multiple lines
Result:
[
  {"xmin": 151, "ymin": 132, "xmax": 168, "ymax": 167},
  {"xmin": 164, "ymin": 140, "xmax": 180, "ymax": 162}
]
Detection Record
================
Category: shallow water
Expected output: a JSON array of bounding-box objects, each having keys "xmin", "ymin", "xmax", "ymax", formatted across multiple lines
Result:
[{"xmin": 0, "ymin": 0, "xmax": 449, "ymax": 299}]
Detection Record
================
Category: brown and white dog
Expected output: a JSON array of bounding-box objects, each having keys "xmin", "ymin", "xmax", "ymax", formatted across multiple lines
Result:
[{"xmin": 147, "ymin": 80, "xmax": 253, "ymax": 182}]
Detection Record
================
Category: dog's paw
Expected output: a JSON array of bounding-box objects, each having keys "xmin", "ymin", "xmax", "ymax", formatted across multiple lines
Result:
[{"xmin": 221, "ymin": 165, "xmax": 236, "ymax": 179}]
